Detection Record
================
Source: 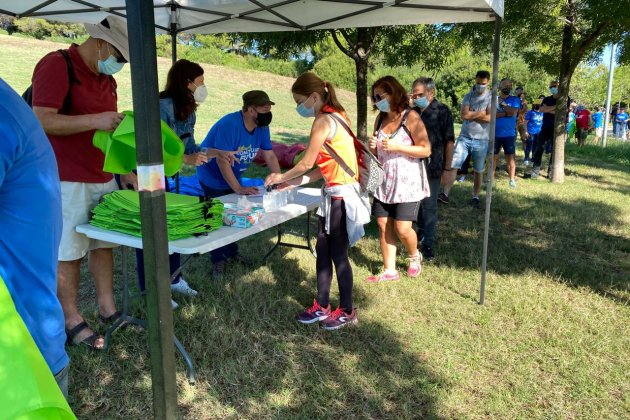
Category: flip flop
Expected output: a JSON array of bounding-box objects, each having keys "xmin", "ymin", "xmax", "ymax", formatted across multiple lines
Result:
[{"xmin": 65, "ymin": 321, "xmax": 105, "ymax": 350}]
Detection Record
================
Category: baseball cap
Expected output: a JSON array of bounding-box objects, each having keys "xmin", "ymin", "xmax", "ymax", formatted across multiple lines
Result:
[
  {"xmin": 85, "ymin": 15, "xmax": 130, "ymax": 62},
  {"xmin": 242, "ymin": 90, "xmax": 275, "ymax": 108}
]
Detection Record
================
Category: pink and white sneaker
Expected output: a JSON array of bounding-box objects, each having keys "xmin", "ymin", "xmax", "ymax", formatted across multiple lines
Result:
[
  {"xmin": 366, "ymin": 271, "xmax": 400, "ymax": 283},
  {"xmin": 406, "ymin": 252, "xmax": 423, "ymax": 277}
]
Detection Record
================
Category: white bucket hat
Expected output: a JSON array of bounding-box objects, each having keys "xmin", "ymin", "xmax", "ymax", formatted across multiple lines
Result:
[{"xmin": 84, "ymin": 15, "xmax": 130, "ymax": 62}]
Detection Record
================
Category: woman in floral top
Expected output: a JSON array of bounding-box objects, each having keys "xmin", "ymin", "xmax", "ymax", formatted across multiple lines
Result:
[{"xmin": 367, "ymin": 76, "xmax": 432, "ymax": 283}]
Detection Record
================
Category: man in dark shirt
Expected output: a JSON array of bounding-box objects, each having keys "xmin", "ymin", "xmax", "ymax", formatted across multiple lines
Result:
[
  {"xmin": 410, "ymin": 77, "xmax": 455, "ymax": 261},
  {"xmin": 531, "ymin": 80, "xmax": 570, "ymax": 179}
]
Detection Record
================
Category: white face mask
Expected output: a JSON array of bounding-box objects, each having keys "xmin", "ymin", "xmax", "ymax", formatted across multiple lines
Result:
[{"xmin": 193, "ymin": 83, "xmax": 208, "ymax": 103}]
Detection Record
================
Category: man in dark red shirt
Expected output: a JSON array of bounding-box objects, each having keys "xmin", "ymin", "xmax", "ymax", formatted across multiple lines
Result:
[{"xmin": 32, "ymin": 15, "xmax": 135, "ymax": 350}]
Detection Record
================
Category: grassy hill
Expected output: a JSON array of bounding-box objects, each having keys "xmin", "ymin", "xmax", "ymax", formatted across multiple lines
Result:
[
  {"xmin": 1, "ymin": 35, "xmax": 630, "ymax": 419},
  {"xmin": 0, "ymin": 34, "xmax": 358, "ymax": 142}
]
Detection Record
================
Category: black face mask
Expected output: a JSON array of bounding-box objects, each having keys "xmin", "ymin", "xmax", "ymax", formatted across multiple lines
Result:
[
  {"xmin": 501, "ymin": 87, "xmax": 511, "ymax": 95},
  {"xmin": 534, "ymin": 106, "xmax": 540, "ymax": 111},
  {"xmin": 255, "ymin": 111, "xmax": 273, "ymax": 127}
]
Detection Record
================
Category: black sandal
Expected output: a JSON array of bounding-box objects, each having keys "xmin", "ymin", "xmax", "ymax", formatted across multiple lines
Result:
[
  {"xmin": 98, "ymin": 310, "xmax": 130, "ymax": 329},
  {"xmin": 65, "ymin": 321, "xmax": 104, "ymax": 350}
]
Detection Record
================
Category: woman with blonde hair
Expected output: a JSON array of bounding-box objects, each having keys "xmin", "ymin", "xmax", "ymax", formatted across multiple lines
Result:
[
  {"xmin": 367, "ymin": 76, "xmax": 431, "ymax": 282},
  {"xmin": 265, "ymin": 72, "xmax": 370, "ymax": 330}
]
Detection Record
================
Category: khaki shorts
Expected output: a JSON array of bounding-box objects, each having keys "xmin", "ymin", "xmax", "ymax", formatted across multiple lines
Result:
[{"xmin": 58, "ymin": 180, "xmax": 118, "ymax": 261}]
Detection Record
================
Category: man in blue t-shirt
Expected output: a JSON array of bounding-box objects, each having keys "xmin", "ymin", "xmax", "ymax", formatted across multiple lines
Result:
[
  {"xmin": 523, "ymin": 100, "xmax": 544, "ymax": 165},
  {"xmin": 493, "ymin": 78, "xmax": 521, "ymax": 189},
  {"xmin": 615, "ymin": 106, "xmax": 629, "ymax": 140},
  {"xmin": 197, "ymin": 90, "xmax": 281, "ymax": 275},
  {"xmin": 592, "ymin": 106, "xmax": 604, "ymax": 144},
  {"xmin": 0, "ymin": 79, "xmax": 69, "ymax": 397}
]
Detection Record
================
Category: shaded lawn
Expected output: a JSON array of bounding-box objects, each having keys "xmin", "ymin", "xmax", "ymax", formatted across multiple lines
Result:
[{"xmin": 67, "ymin": 141, "xmax": 630, "ymax": 419}]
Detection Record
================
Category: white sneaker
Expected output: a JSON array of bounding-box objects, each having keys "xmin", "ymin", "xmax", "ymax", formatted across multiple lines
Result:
[
  {"xmin": 509, "ymin": 179, "xmax": 517, "ymax": 189},
  {"xmin": 171, "ymin": 278, "xmax": 198, "ymax": 297},
  {"xmin": 523, "ymin": 160, "xmax": 530, "ymax": 166},
  {"xmin": 171, "ymin": 299, "xmax": 179, "ymax": 310}
]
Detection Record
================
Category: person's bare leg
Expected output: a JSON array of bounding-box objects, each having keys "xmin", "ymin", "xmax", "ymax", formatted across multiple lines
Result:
[
  {"xmin": 395, "ymin": 220, "xmax": 418, "ymax": 256},
  {"xmin": 506, "ymin": 154, "xmax": 516, "ymax": 180},
  {"xmin": 442, "ymin": 168, "xmax": 458, "ymax": 196},
  {"xmin": 58, "ymin": 259, "xmax": 105, "ymax": 347},
  {"xmin": 473, "ymin": 170, "xmax": 484, "ymax": 197},
  {"xmin": 378, "ymin": 217, "xmax": 398, "ymax": 272},
  {"xmin": 88, "ymin": 248, "xmax": 117, "ymax": 318}
]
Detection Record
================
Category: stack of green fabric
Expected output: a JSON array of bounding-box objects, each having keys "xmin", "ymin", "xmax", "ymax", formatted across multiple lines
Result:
[{"xmin": 90, "ymin": 190, "xmax": 224, "ymax": 240}]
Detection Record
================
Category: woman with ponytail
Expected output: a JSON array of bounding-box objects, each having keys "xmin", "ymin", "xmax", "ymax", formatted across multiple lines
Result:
[{"xmin": 265, "ymin": 72, "xmax": 370, "ymax": 330}]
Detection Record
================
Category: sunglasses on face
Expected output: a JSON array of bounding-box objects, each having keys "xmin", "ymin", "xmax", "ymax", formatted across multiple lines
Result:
[
  {"xmin": 373, "ymin": 93, "xmax": 386, "ymax": 102},
  {"xmin": 110, "ymin": 45, "xmax": 127, "ymax": 63}
]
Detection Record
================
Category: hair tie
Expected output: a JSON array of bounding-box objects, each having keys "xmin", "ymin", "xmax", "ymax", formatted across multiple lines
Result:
[{"xmin": 323, "ymin": 81, "xmax": 329, "ymax": 92}]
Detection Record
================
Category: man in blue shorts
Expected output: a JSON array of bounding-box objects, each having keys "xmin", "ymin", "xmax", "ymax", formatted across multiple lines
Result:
[
  {"xmin": 197, "ymin": 90, "xmax": 281, "ymax": 275},
  {"xmin": 492, "ymin": 78, "xmax": 521, "ymax": 189},
  {"xmin": 0, "ymin": 79, "xmax": 69, "ymax": 398},
  {"xmin": 440, "ymin": 70, "xmax": 492, "ymax": 209}
]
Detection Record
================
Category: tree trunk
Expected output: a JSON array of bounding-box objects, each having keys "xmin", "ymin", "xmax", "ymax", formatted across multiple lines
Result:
[
  {"xmin": 354, "ymin": 55, "xmax": 369, "ymax": 141},
  {"xmin": 354, "ymin": 27, "xmax": 371, "ymax": 141},
  {"xmin": 552, "ymin": 2, "xmax": 575, "ymax": 183}
]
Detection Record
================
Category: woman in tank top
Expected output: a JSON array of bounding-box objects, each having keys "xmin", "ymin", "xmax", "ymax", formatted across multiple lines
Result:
[
  {"xmin": 367, "ymin": 76, "xmax": 432, "ymax": 283},
  {"xmin": 264, "ymin": 72, "xmax": 370, "ymax": 330}
]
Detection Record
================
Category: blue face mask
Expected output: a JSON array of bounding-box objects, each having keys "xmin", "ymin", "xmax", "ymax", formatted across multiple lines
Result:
[
  {"xmin": 296, "ymin": 100, "xmax": 315, "ymax": 118},
  {"xmin": 375, "ymin": 98, "xmax": 390, "ymax": 112},
  {"xmin": 414, "ymin": 96, "xmax": 429, "ymax": 109},
  {"xmin": 98, "ymin": 55, "xmax": 124, "ymax": 75},
  {"xmin": 549, "ymin": 87, "xmax": 558, "ymax": 95}
]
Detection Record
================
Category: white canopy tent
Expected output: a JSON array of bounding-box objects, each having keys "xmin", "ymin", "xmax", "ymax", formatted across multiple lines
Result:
[{"xmin": 0, "ymin": 1, "xmax": 503, "ymax": 417}]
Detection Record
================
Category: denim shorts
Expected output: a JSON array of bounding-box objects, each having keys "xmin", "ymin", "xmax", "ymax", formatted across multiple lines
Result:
[
  {"xmin": 494, "ymin": 136, "xmax": 517, "ymax": 155},
  {"xmin": 451, "ymin": 135, "xmax": 489, "ymax": 173}
]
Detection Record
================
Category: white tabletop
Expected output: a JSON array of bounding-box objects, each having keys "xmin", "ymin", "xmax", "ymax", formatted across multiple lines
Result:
[{"xmin": 76, "ymin": 187, "xmax": 321, "ymax": 255}]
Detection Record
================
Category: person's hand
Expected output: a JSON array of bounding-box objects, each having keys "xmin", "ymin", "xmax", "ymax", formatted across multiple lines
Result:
[
  {"xmin": 183, "ymin": 152, "xmax": 208, "ymax": 166},
  {"xmin": 381, "ymin": 136, "xmax": 397, "ymax": 152},
  {"xmin": 217, "ymin": 150, "xmax": 240, "ymax": 166},
  {"xmin": 120, "ymin": 172, "xmax": 138, "ymax": 191},
  {"xmin": 369, "ymin": 133, "xmax": 378, "ymax": 150},
  {"xmin": 524, "ymin": 132, "xmax": 530, "ymax": 140},
  {"xmin": 264, "ymin": 172, "xmax": 284, "ymax": 187},
  {"xmin": 92, "ymin": 112, "xmax": 124, "ymax": 131},
  {"xmin": 236, "ymin": 186, "xmax": 260, "ymax": 195},
  {"xmin": 275, "ymin": 182, "xmax": 295, "ymax": 191}
]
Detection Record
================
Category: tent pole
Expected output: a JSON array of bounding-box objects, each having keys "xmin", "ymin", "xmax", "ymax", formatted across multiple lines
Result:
[
  {"xmin": 602, "ymin": 43, "xmax": 616, "ymax": 148},
  {"xmin": 125, "ymin": 1, "xmax": 179, "ymax": 418},
  {"xmin": 170, "ymin": 2, "xmax": 178, "ymax": 65},
  {"xmin": 480, "ymin": 16, "xmax": 501, "ymax": 305}
]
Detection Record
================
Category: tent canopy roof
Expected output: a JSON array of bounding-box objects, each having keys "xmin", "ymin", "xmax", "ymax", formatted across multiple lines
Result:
[{"xmin": 1, "ymin": 0, "xmax": 502, "ymax": 34}]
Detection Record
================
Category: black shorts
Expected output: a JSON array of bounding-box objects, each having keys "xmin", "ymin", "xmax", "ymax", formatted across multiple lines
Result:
[{"xmin": 372, "ymin": 198, "xmax": 420, "ymax": 221}]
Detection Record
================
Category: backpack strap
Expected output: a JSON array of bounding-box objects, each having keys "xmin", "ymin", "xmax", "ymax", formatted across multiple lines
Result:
[{"xmin": 57, "ymin": 49, "xmax": 80, "ymax": 114}]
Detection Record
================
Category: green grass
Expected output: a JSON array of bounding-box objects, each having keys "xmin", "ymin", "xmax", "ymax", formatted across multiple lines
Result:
[{"xmin": 2, "ymin": 36, "xmax": 630, "ymax": 419}]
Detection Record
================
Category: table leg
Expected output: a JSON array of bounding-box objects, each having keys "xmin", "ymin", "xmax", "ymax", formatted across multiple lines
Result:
[
  {"xmin": 262, "ymin": 211, "xmax": 317, "ymax": 262},
  {"xmin": 104, "ymin": 247, "xmax": 148, "ymax": 351},
  {"xmin": 174, "ymin": 335, "xmax": 196, "ymax": 384}
]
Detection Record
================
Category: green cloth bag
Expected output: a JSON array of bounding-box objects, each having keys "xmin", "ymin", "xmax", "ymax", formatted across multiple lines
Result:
[
  {"xmin": 0, "ymin": 276, "xmax": 75, "ymax": 420},
  {"xmin": 93, "ymin": 110, "xmax": 184, "ymax": 176}
]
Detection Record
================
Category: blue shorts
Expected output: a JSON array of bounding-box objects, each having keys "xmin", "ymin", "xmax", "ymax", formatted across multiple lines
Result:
[
  {"xmin": 451, "ymin": 135, "xmax": 489, "ymax": 173},
  {"xmin": 494, "ymin": 136, "xmax": 517, "ymax": 155}
]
